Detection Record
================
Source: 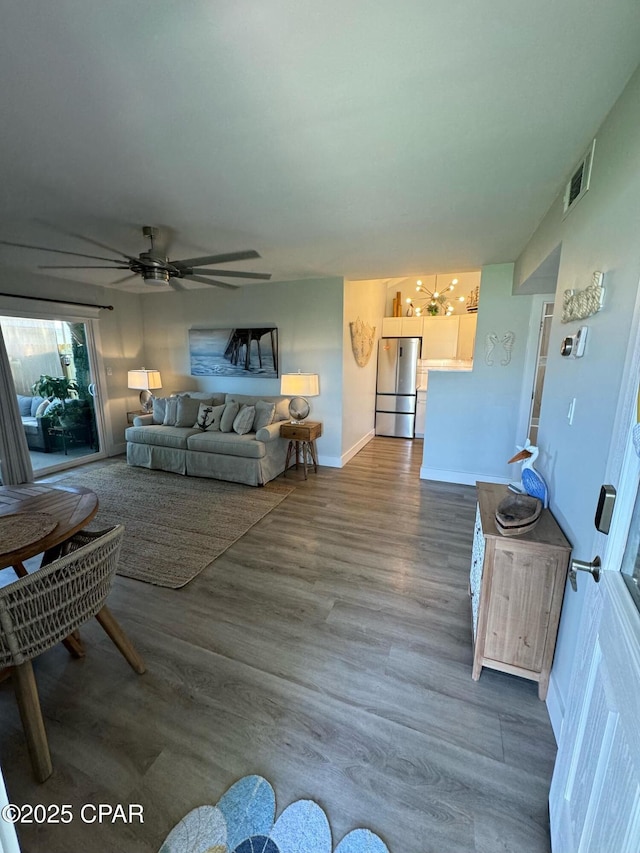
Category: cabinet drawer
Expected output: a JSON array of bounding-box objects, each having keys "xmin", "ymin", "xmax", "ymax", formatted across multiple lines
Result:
[{"xmin": 280, "ymin": 423, "xmax": 321, "ymax": 441}]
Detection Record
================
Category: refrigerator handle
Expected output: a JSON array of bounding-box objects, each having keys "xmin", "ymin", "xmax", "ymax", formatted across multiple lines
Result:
[{"xmin": 399, "ymin": 346, "xmax": 403, "ymax": 357}]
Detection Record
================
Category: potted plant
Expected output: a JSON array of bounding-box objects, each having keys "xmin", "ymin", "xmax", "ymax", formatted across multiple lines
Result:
[{"xmin": 31, "ymin": 375, "xmax": 80, "ymax": 428}]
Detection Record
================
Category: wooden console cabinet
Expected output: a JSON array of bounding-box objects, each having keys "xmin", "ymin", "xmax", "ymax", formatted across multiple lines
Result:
[{"xmin": 470, "ymin": 482, "xmax": 571, "ymax": 699}]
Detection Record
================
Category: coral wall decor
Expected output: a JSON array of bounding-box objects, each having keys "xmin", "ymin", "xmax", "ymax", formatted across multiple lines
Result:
[
  {"xmin": 562, "ymin": 271, "xmax": 605, "ymax": 323},
  {"xmin": 349, "ymin": 317, "xmax": 376, "ymax": 367}
]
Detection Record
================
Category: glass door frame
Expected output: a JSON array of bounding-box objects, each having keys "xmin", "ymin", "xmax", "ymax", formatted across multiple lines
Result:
[{"xmin": 0, "ymin": 306, "xmax": 109, "ymax": 477}]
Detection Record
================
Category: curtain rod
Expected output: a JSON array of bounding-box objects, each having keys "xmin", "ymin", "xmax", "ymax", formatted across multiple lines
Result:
[{"xmin": 0, "ymin": 292, "xmax": 114, "ymax": 310}]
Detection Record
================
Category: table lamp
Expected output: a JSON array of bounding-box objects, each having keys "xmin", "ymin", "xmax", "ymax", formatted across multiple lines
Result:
[
  {"xmin": 128, "ymin": 368, "xmax": 162, "ymax": 413},
  {"xmin": 280, "ymin": 372, "xmax": 319, "ymax": 423}
]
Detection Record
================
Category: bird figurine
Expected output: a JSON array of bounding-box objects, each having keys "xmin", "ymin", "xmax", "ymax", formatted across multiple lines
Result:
[{"xmin": 508, "ymin": 440, "xmax": 549, "ymax": 508}]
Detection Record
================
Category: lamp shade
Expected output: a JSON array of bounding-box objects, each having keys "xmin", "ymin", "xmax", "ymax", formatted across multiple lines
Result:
[
  {"xmin": 280, "ymin": 373, "xmax": 319, "ymax": 397},
  {"xmin": 128, "ymin": 369, "xmax": 162, "ymax": 391}
]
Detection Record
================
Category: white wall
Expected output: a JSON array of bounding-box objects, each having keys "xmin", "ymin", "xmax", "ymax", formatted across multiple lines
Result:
[
  {"xmin": 342, "ymin": 279, "xmax": 387, "ymax": 462},
  {"xmin": 420, "ymin": 263, "xmax": 533, "ymax": 484},
  {"xmin": 514, "ymin": 64, "xmax": 640, "ymax": 735},
  {"xmin": 0, "ymin": 267, "xmax": 143, "ymax": 455},
  {"xmin": 139, "ymin": 277, "xmax": 345, "ymax": 465}
]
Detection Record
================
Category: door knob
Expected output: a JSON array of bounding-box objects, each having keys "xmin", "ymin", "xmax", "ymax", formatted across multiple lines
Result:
[{"xmin": 569, "ymin": 556, "xmax": 601, "ymax": 592}]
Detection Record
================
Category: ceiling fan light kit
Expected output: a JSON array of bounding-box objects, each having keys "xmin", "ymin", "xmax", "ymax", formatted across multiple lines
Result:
[{"xmin": 0, "ymin": 225, "xmax": 271, "ymax": 292}]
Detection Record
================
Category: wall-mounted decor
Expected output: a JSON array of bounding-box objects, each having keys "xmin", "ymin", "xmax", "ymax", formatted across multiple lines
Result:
[
  {"xmin": 189, "ymin": 328, "xmax": 278, "ymax": 378},
  {"xmin": 349, "ymin": 317, "xmax": 376, "ymax": 367},
  {"xmin": 485, "ymin": 331, "xmax": 516, "ymax": 366},
  {"xmin": 562, "ymin": 271, "xmax": 604, "ymax": 323}
]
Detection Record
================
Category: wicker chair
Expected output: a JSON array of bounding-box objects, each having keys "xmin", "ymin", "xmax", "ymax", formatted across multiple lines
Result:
[{"xmin": 0, "ymin": 525, "xmax": 145, "ymax": 782}]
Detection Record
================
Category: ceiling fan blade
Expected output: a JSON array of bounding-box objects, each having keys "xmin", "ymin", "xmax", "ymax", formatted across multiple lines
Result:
[
  {"xmin": 185, "ymin": 275, "xmax": 239, "ymax": 291},
  {"xmin": 172, "ymin": 250, "xmax": 260, "ymax": 268},
  {"xmin": 0, "ymin": 239, "xmax": 123, "ymax": 264},
  {"xmin": 189, "ymin": 268, "xmax": 272, "ymax": 280},
  {"xmin": 110, "ymin": 273, "xmax": 138, "ymax": 285},
  {"xmin": 169, "ymin": 279, "xmax": 187, "ymax": 291},
  {"xmin": 38, "ymin": 264, "xmax": 130, "ymax": 270},
  {"xmin": 35, "ymin": 220, "xmax": 139, "ymax": 262}
]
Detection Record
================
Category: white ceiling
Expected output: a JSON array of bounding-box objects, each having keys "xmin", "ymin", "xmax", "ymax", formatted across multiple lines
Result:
[{"xmin": 0, "ymin": 1, "xmax": 639, "ymax": 293}]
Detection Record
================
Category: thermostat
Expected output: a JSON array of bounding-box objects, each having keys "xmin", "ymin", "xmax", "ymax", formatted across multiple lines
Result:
[{"xmin": 561, "ymin": 325, "xmax": 588, "ymax": 358}]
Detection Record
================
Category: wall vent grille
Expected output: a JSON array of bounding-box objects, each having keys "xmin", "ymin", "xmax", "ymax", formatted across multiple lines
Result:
[{"xmin": 563, "ymin": 139, "xmax": 596, "ymax": 217}]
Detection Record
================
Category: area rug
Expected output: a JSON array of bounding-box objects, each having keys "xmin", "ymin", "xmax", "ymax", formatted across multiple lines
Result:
[
  {"xmin": 51, "ymin": 463, "xmax": 293, "ymax": 588},
  {"xmin": 159, "ymin": 775, "xmax": 390, "ymax": 853}
]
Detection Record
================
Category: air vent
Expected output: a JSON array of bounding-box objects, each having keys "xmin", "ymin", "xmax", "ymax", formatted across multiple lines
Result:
[{"xmin": 563, "ymin": 139, "xmax": 596, "ymax": 217}]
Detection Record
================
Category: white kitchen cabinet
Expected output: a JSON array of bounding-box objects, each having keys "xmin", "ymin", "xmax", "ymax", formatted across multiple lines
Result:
[
  {"xmin": 382, "ymin": 316, "xmax": 423, "ymax": 337},
  {"xmin": 456, "ymin": 314, "xmax": 477, "ymax": 360},
  {"xmin": 381, "ymin": 317, "xmax": 402, "ymax": 336},
  {"xmin": 421, "ymin": 316, "xmax": 459, "ymax": 359},
  {"xmin": 401, "ymin": 316, "xmax": 423, "ymax": 337},
  {"xmin": 415, "ymin": 389, "xmax": 427, "ymax": 437}
]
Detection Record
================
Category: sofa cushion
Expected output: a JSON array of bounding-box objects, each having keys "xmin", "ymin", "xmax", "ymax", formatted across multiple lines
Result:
[
  {"xmin": 35, "ymin": 399, "xmax": 50, "ymax": 418},
  {"xmin": 233, "ymin": 405, "xmax": 256, "ymax": 435},
  {"xmin": 17, "ymin": 395, "xmax": 32, "ymax": 417},
  {"xmin": 125, "ymin": 425, "xmax": 199, "ymax": 449},
  {"xmin": 220, "ymin": 401, "xmax": 240, "ymax": 432},
  {"xmin": 253, "ymin": 400, "xmax": 276, "ymax": 432},
  {"xmin": 186, "ymin": 430, "xmax": 266, "ymax": 459},
  {"xmin": 273, "ymin": 398, "xmax": 290, "ymax": 422},
  {"xmin": 30, "ymin": 395, "xmax": 45, "ymax": 417},
  {"xmin": 151, "ymin": 396, "xmax": 168, "ymax": 424},
  {"xmin": 163, "ymin": 398, "xmax": 179, "ymax": 426},
  {"xmin": 193, "ymin": 402, "xmax": 225, "ymax": 431},
  {"xmin": 175, "ymin": 396, "xmax": 201, "ymax": 427},
  {"xmin": 21, "ymin": 416, "xmax": 41, "ymax": 435}
]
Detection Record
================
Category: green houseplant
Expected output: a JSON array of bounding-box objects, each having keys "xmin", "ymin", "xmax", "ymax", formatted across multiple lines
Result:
[{"xmin": 31, "ymin": 375, "xmax": 80, "ymax": 428}]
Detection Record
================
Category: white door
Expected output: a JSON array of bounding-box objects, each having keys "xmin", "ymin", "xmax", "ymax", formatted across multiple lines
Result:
[{"xmin": 549, "ymin": 423, "xmax": 640, "ymax": 852}]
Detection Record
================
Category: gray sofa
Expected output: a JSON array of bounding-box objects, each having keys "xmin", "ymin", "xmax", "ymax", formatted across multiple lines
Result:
[
  {"xmin": 125, "ymin": 392, "xmax": 291, "ymax": 487},
  {"xmin": 17, "ymin": 394, "xmax": 49, "ymax": 452}
]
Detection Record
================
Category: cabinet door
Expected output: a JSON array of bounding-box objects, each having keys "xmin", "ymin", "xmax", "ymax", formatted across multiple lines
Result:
[
  {"xmin": 401, "ymin": 316, "xmax": 423, "ymax": 337},
  {"xmin": 483, "ymin": 545, "xmax": 560, "ymax": 672},
  {"xmin": 421, "ymin": 316, "xmax": 459, "ymax": 359},
  {"xmin": 382, "ymin": 317, "xmax": 403, "ymax": 336},
  {"xmin": 456, "ymin": 314, "xmax": 477, "ymax": 360}
]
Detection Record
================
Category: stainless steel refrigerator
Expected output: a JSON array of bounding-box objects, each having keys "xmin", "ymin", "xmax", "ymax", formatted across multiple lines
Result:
[{"xmin": 375, "ymin": 337, "xmax": 420, "ymax": 438}]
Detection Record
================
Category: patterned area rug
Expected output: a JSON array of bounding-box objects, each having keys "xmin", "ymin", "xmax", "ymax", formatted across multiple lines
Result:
[
  {"xmin": 160, "ymin": 775, "xmax": 390, "ymax": 853},
  {"xmin": 50, "ymin": 463, "xmax": 293, "ymax": 588}
]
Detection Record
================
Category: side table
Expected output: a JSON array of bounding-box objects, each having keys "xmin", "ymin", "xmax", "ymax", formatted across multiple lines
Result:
[
  {"xmin": 280, "ymin": 421, "xmax": 322, "ymax": 479},
  {"xmin": 127, "ymin": 410, "xmax": 147, "ymax": 425}
]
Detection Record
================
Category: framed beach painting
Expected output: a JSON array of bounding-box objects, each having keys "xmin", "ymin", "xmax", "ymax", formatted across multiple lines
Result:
[{"xmin": 189, "ymin": 327, "xmax": 279, "ymax": 378}]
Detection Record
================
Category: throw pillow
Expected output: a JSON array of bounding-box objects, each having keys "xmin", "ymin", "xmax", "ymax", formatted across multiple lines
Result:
[
  {"xmin": 175, "ymin": 396, "xmax": 201, "ymax": 428},
  {"xmin": 233, "ymin": 404, "xmax": 256, "ymax": 435},
  {"xmin": 193, "ymin": 402, "xmax": 225, "ymax": 431},
  {"xmin": 152, "ymin": 396, "xmax": 167, "ymax": 425},
  {"xmin": 163, "ymin": 398, "xmax": 179, "ymax": 426},
  {"xmin": 35, "ymin": 399, "xmax": 50, "ymax": 418},
  {"xmin": 273, "ymin": 398, "xmax": 291, "ymax": 422},
  {"xmin": 220, "ymin": 401, "xmax": 240, "ymax": 433},
  {"xmin": 17, "ymin": 395, "xmax": 32, "ymax": 417},
  {"xmin": 253, "ymin": 400, "xmax": 276, "ymax": 432},
  {"xmin": 30, "ymin": 396, "xmax": 45, "ymax": 417}
]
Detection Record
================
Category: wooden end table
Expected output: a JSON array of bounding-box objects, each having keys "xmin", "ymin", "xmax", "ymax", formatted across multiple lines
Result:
[{"xmin": 280, "ymin": 421, "xmax": 322, "ymax": 479}]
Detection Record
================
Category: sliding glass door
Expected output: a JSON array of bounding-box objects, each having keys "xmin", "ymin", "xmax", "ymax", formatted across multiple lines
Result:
[{"xmin": 1, "ymin": 314, "xmax": 104, "ymax": 474}]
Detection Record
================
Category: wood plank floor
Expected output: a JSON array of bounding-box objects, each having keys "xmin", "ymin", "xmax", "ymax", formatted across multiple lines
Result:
[{"xmin": 0, "ymin": 438, "xmax": 555, "ymax": 852}]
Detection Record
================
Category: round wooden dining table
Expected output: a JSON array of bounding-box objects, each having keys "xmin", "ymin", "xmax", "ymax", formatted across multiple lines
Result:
[{"xmin": 0, "ymin": 484, "xmax": 99, "ymax": 576}]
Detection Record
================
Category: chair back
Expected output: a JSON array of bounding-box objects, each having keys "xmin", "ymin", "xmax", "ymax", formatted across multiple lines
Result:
[{"xmin": 0, "ymin": 525, "xmax": 124, "ymax": 667}]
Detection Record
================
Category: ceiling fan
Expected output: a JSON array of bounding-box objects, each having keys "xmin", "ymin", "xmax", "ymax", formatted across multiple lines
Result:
[{"xmin": 0, "ymin": 225, "xmax": 272, "ymax": 291}]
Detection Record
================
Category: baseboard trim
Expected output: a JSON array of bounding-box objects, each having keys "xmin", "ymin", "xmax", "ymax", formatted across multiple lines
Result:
[
  {"xmin": 317, "ymin": 454, "xmax": 342, "ymax": 468},
  {"xmin": 420, "ymin": 466, "xmax": 510, "ymax": 486},
  {"xmin": 341, "ymin": 430, "xmax": 375, "ymax": 467},
  {"xmin": 545, "ymin": 671, "xmax": 564, "ymax": 745}
]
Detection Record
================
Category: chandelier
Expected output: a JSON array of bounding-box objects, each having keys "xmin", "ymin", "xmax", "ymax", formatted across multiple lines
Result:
[{"xmin": 407, "ymin": 276, "xmax": 466, "ymax": 317}]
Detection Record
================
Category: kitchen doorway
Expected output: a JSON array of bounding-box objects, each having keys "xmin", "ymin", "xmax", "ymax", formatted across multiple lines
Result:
[{"xmin": 2, "ymin": 315, "xmax": 104, "ymax": 474}]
